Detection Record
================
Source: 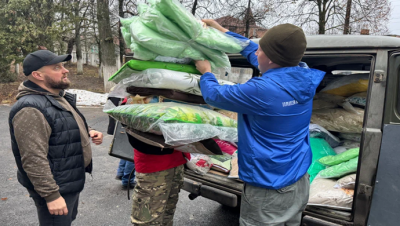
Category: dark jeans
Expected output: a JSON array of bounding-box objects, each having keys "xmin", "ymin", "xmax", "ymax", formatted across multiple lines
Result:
[{"xmin": 28, "ymin": 190, "xmax": 80, "ymax": 226}]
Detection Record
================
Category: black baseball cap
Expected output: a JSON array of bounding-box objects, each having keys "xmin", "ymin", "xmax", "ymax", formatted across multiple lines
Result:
[{"xmin": 23, "ymin": 50, "xmax": 72, "ymax": 76}]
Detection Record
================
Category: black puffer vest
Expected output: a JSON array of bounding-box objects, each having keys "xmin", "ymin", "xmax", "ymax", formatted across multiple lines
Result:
[{"xmin": 9, "ymin": 81, "xmax": 92, "ymax": 195}]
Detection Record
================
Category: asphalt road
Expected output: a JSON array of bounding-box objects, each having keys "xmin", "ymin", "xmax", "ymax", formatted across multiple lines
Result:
[{"xmin": 0, "ymin": 105, "xmax": 240, "ymax": 226}]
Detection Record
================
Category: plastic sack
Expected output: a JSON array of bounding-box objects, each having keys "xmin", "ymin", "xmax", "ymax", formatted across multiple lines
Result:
[
  {"xmin": 311, "ymin": 108, "xmax": 364, "ymax": 133},
  {"xmin": 318, "ymin": 157, "xmax": 358, "ymax": 179},
  {"xmin": 137, "ymin": 4, "xmax": 231, "ymax": 71},
  {"xmin": 122, "ymin": 68, "xmax": 234, "ymax": 96},
  {"xmin": 185, "ymin": 153, "xmax": 212, "ymax": 175},
  {"xmin": 334, "ymin": 146, "xmax": 349, "ymax": 155},
  {"xmin": 159, "ymin": 123, "xmax": 238, "ymax": 145},
  {"xmin": 210, "ymin": 153, "xmax": 232, "ymax": 173},
  {"xmin": 321, "ymin": 74, "xmax": 369, "ymax": 97},
  {"xmin": 308, "ymin": 178, "xmax": 353, "ymax": 210},
  {"xmin": 130, "ymin": 41, "xmax": 159, "ymax": 61},
  {"xmin": 334, "ymin": 174, "xmax": 356, "ymax": 189},
  {"xmin": 228, "ymin": 150, "xmax": 239, "ymax": 179},
  {"xmin": 334, "ymin": 140, "xmax": 361, "ymax": 154},
  {"xmin": 121, "ymin": 27, "xmax": 132, "ymax": 47},
  {"xmin": 108, "ymin": 83, "xmax": 131, "ymax": 98},
  {"xmin": 104, "ymin": 102, "xmax": 238, "ymax": 145},
  {"xmin": 319, "ymin": 148, "xmax": 359, "ymax": 166},
  {"xmin": 338, "ymin": 133, "xmax": 362, "ymax": 142},
  {"xmin": 309, "ymin": 124, "xmax": 341, "ymax": 148},
  {"xmin": 148, "ymin": 0, "xmax": 248, "ymax": 53},
  {"xmin": 341, "ymin": 140, "xmax": 360, "ymax": 149},
  {"xmin": 129, "ymin": 16, "xmax": 208, "ymax": 61},
  {"xmin": 308, "ymin": 138, "xmax": 337, "ymax": 183},
  {"xmin": 346, "ymin": 92, "xmax": 367, "ymax": 107},
  {"xmin": 108, "ymin": 59, "xmax": 200, "ymax": 83}
]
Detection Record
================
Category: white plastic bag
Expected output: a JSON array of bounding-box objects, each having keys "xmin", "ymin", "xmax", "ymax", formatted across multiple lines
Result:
[
  {"xmin": 334, "ymin": 174, "xmax": 356, "ymax": 189},
  {"xmin": 185, "ymin": 154, "xmax": 212, "ymax": 175},
  {"xmin": 308, "ymin": 178, "xmax": 353, "ymax": 210}
]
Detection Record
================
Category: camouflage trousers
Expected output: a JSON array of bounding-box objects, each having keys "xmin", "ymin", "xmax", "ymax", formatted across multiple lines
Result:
[{"xmin": 131, "ymin": 165, "xmax": 184, "ymax": 226}]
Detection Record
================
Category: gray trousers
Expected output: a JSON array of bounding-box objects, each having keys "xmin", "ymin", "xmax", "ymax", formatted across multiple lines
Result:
[{"xmin": 240, "ymin": 173, "xmax": 310, "ymax": 226}]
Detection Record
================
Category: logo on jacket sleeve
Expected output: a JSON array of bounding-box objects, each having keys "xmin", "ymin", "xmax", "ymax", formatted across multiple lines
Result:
[{"xmin": 282, "ymin": 100, "xmax": 298, "ymax": 107}]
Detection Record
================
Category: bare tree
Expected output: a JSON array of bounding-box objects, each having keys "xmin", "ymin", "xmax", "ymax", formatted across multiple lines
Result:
[{"xmin": 264, "ymin": 0, "xmax": 391, "ymax": 35}]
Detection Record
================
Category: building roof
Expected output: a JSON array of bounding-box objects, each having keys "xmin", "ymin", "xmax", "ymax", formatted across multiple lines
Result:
[{"xmin": 251, "ymin": 35, "xmax": 400, "ymax": 49}]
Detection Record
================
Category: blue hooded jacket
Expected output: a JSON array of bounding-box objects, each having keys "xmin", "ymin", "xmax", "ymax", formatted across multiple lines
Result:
[{"xmin": 200, "ymin": 32, "xmax": 326, "ymax": 189}]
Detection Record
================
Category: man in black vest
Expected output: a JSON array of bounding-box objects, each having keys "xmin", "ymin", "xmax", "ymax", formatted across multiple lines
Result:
[{"xmin": 9, "ymin": 50, "xmax": 103, "ymax": 226}]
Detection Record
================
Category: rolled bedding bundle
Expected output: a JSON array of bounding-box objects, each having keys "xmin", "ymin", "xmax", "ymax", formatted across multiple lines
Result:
[{"xmin": 104, "ymin": 102, "xmax": 238, "ymax": 146}]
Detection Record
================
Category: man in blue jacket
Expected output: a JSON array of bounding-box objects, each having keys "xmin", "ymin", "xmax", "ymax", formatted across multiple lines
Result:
[{"xmin": 195, "ymin": 20, "xmax": 325, "ymax": 225}]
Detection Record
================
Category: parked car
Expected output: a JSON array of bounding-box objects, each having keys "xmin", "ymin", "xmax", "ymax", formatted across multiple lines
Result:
[{"xmin": 112, "ymin": 35, "xmax": 400, "ymax": 226}]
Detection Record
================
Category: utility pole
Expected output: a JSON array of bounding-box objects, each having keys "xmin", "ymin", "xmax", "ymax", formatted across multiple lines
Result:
[{"xmin": 343, "ymin": 0, "xmax": 352, "ymax": 34}]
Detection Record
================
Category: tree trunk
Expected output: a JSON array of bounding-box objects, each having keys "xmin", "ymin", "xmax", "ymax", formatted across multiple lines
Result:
[
  {"xmin": 245, "ymin": 0, "xmax": 251, "ymax": 38},
  {"xmin": 343, "ymin": 0, "xmax": 352, "ymax": 34},
  {"xmin": 118, "ymin": 0, "xmax": 125, "ymax": 64},
  {"xmin": 75, "ymin": 0, "xmax": 83, "ymax": 75},
  {"xmin": 66, "ymin": 38, "xmax": 75, "ymax": 66},
  {"xmin": 318, "ymin": 10, "xmax": 326, "ymax": 34},
  {"xmin": 191, "ymin": 0, "xmax": 198, "ymax": 15},
  {"xmin": 76, "ymin": 34, "xmax": 83, "ymax": 74},
  {"xmin": 97, "ymin": 0, "xmax": 117, "ymax": 92}
]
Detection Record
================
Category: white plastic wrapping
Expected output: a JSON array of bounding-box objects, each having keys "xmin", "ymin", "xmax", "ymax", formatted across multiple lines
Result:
[
  {"xmin": 334, "ymin": 174, "xmax": 356, "ymax": 189},
  {"xmin": 308, "ymin": 178, "xmax": 353, "ymax": 210},
  {"xmin": 159, "ymin": 123, "xmax": 237, "ymax": 146},
  {"xmin": 185, "ymin": 153, "xmax": 212, "ymax": 175},
  {"xmin": 122, "ymin": 68, "xmax": 234, "ymax": 96}
]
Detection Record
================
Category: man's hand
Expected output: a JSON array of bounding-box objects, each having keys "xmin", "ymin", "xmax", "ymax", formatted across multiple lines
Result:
[
  {"xmin": 201, "ymin": 19, "xmax": 229, "ymax": 33},
  {"xmin": 47, "ymin": 196, "xmax": 68, "ymax": 215},
  {"xmin": 89, "ymin": 130, "xmax": 103, "ymax": 145},
  {"xmin": 195, "ymin": 60, "xmax": 212, "ymax": 74}
]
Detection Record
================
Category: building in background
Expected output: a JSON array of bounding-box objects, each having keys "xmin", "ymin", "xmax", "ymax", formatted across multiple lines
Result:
[{"xmin": 216, "ymin": 15, "xmax": 267, "ymax": 39}]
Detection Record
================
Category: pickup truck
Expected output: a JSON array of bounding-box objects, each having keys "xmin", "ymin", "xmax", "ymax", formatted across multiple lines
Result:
[{"xmin": 111, "ymin": 35, "xmax": 400, "ymax": 226}]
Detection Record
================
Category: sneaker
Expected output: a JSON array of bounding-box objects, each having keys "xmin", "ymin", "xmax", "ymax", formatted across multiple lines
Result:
[
  {"xmin": 122, "ymin": 182, "xmax": 136, "ymax": 190},
  {"xmin": 115, "ymin": 175, "xmax": 122, "ymax": 180}
]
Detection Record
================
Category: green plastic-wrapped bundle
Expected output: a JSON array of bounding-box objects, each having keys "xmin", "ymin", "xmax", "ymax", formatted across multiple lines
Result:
[
  {"xmin": 308, "ymin": 138, "xmax": 336, "ymax": 183},
  {"xmin": 104, "ymin": 102, "xmax": 238, "ymax": 145},
  {"xmin": 149, "ymin": 0, "xmax": 245, "ymax": 53},
  {"xmin": 129, "ymin": 42, "xmax": 158, "ymax": 61},
  {"xmin": 130, "ymin": 17, "xmax": 206, "ymax": 60},
  {"xmin": 319, "ymin": 157, "xmax": 358, "ymax": 179},
  {"xmin": 121, "ymin": 27, "xmax": 132, "ymax": 47},
  {"xmin": 137, "ymin": 4, "xmax": 231, "ymax": 70},
  {"xmin": 319, "ymin": 148, "xmax": 359, "ymax": 166},
  {"xmin": 104, "ymin": 102, "xmax": 237, "ymax": 131}
]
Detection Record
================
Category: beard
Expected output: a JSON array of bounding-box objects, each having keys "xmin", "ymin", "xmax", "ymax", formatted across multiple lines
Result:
[{"xmin": 44, "ymin": 74, "xmax": 71, "ymax": 90}]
